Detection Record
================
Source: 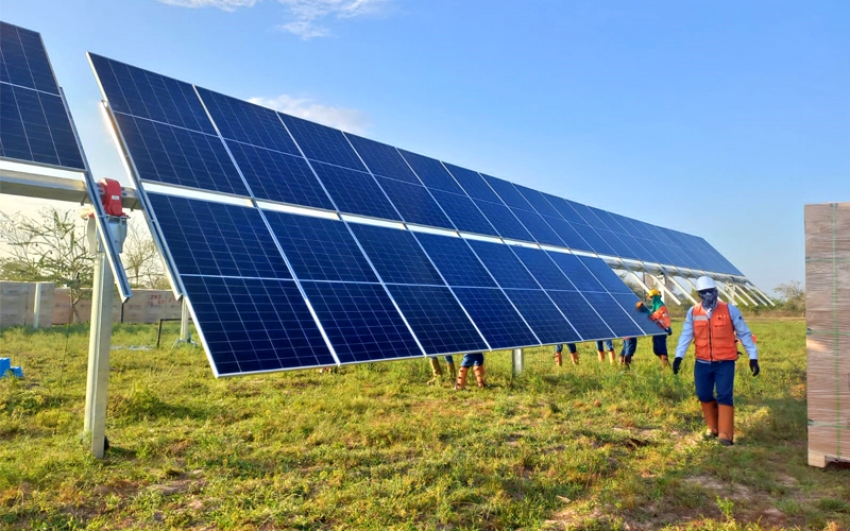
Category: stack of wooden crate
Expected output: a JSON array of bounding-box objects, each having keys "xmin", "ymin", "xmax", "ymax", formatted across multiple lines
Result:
[{"xmin": 805, "ymin": 203, "xmax": 850, "ymax": 467}]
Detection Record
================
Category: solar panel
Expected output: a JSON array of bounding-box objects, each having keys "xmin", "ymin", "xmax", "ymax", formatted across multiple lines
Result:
[
  {"xmin": 0, "ymin": 22, "xmax": 59, "ymax": 93},
  {"xmin": 88, "ymin": 52, "xmax": 753, "ymax": 376},
  {"xmin": 504, "ymin": 289, "xmax": 580, "ymax": 344},
  {"xmin": 300, "ymin": 281, "xmax": 423, "ymax": 364},
  {"xmin": 385, "ymin": 284, "xmax": 488, "ymax": 354}
]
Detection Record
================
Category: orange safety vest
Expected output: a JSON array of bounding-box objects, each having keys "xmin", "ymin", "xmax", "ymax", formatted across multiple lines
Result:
[
  {"xmin": 692, "ymin": 301, "xmax": 738, "ymax": 361},
  {"xmin": 650, "ymin": 305, "xmax": 671, "ymax": 329}
]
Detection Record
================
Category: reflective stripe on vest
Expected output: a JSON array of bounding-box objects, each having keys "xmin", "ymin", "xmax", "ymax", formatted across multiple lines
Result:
[{"xmin": 692, "ymin": 301, "xmax": 738, "ymax": 361}]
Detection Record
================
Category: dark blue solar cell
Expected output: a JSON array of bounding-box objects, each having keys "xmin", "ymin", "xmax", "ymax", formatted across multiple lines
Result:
[
  {"xmin": 443, "ymin": 163, "xmax": 502, "ymax": 203},
  {"xmin": 581, "ymin": 292, "xmax": 645, "ymax": 338},
  {"xmin": 510, "ymin": 247, "xmax": 576, "ymax": 291},
  {"xmin": 89, "ymin": 54, "xmax": 215, "ymax": 134},
  {"xmin": 413, "ymin": 233, "xmax": 496, "ymax": 288},
  {"xmin": 544, "ymin": 217, "xmax": 591, "ymax": 251},
  {"xmin": 546, "ymin": 290, "xmax": 615, "ymax": 341},
  {"xmin": 349, "ymin": 223, "xmax": 445, "ymax": 285},
  {"xmin": 0, "ymin": 85, "xmax": 84, "ymax": 169},
  {"xmin": 514, "ymin": 185, "xmax": 562, "ymax": 219},
  {"xmin": 590, "ymin": 208, "xmax": 628, "ymax": 234},
  {"xmin": 226, "ymin": 140, "xmax": 334, "ymax": 209},
  {"xmin": 182, "ymin": 276, "xmax": 333, "ymax": 375},
  {"xmin": 279, "ymin": 113, "xmax": 366, "ymax": 171},
  {"xmin": 263, "ymin": 211, "xmax": 376, "ymax": 282},
  {"xmin": 310, "ymin": 161, "xmax": 401, "ymax": 221},
  {"xmin": 504, "ymin": 289, "xmax": 580, "ymax": 344},
  {"xmin": 467, "ymin": 240, "xmax": 538, "ymax": 289},
  {"xmin": 569, "ymin": 202, "xmax": 607, "ymax": 229},
  {"xmin": 510, "ymin": 208, "xmax": 565, "ymax": 246},
  {"xmin": 571, "ymin": 223, "xmax": 617, "ymax": 256},
  {"xmin": 481, "ymin": 174, "xmax": 534, "ymax": 210},
  {"xmin": 398, "ymin": 149, "xmax": 465, "ymax": 194},
  {"xmin": 555, "ymin": 199, "xmax": 593, "ymax": 225},
  {"xmin": 634, "ymin": 237, "xmax": 667, "ymax": 264},
  {"xmin": 197, "ymin": 88, "xmax": 300, "ymax": 155},
  {"xmin": 386, "ymin": 284, "xmax": 487, "ymax": 354},
  {"xmin": 546, "ymin": 252, "xmax": 606, "ymax": 292},
  {"xmin": 429, "ymin": 189, "xmax": 499, "ymax": 236},
  {"xmin": 594, "ymin": 228, "xmax": 636, "ymax": 259},
  {"xmin": 345, "ymin": 133, "xmax": 420, "ymax": 184},
  {"xmin": 608, "ymin": 292, "xmax": 665, "ymax": 336},
  {"xmin": 577, "ymin": 256, "xmax": 632, "ymax": 294},
  {"xmin": 452, "ymin": 287, "xmax": 539, "ymax": 349},
  {"xmin": 147, "ymin": 192, "xmax": 291, "ymax": 278},
  {"xmin": 301, "ymin": 281, "xmax": 424, "ymax": 364},
  {"xmin": 374, "ymin": 176, "xmax": 454, "ymax": 229},
  {"xmin": 0, "ymin": 22, "xmax": 58, "ymax": 94},
  {"xmin": 114, "ymin": 113, "xmax": 248, "ymax": 195},
  {"xmin": 474, "ymin": 200, "xmax": 534, "ymax": 242}
]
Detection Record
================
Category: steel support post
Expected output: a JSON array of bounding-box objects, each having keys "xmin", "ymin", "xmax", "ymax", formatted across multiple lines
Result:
[
  {"xmin": 32, "ymin": 282, "xmax": 44, "ymax": 329},
  {"xmin": 512, "ymin": 348, "xmax": 524, "ymax": 376},
  {"xmin": 84, "ymin": 251, "xmax": 113, "ymax": 458}
]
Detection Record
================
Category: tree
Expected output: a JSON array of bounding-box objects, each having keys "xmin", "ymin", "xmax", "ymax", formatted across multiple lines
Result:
[
  {"xmin": 0, "ymin": 207, "xmax": 93, "ymax": 322},
  {"xmin": 773, "ymin": 280, "xmax": 805, "ymax": 313},
  {"xmin": 122, "ymin": 219, "xmax": 166, "ymax": 288}
]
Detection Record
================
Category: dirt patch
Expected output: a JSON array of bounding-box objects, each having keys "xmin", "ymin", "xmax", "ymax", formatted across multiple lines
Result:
[{"xmin": 683, "ymin": 475, "xmax": 753, "ymax": 499}]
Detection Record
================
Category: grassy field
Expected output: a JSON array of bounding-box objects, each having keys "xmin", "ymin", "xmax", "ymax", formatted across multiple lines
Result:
[{"xmin": 0, "ymin": 318, "xmax": 848, "ymax": 530}]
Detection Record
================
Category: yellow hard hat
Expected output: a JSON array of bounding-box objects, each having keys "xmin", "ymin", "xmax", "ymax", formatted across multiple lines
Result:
[{"xmin": 647, "ymin": 289, "xmax": 661, "ymax": 298}]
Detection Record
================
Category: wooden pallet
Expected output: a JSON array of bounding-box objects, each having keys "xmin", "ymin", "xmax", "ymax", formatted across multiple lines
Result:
[{"xmin": 809, "ymin": 448, "xmax": 850, "ymax": 468}]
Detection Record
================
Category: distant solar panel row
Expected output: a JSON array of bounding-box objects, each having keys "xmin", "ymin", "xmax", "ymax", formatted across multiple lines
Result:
[
  {"xmin": 89, "ymin": 53, "xmax": 740, "ymax": 276},
  {"xmin": 147, "ymin": 192, "xmax": 660, "ymax": 375},
  {"xmin": 88, "ymin": 53, "xmax": 738, "ymax": 377},
  {"xmin": 0, "ymin": 21, "xmax": 84, "ymax": 169}
]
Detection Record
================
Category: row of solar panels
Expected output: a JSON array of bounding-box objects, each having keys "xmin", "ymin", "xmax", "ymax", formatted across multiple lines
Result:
[
  {"xmin": 89, "ymin": 53, "xmax": 741, "ymax": 276},
  {"xmin": 148, "ymin": 191, "xmax": 661, "ymax": 376}
]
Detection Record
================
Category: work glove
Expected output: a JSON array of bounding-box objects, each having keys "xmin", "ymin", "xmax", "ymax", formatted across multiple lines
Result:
[
  {"xmin": 665, "ymin": 327, "xmax": 672, "ymax": 336},
  {"xmin": 672, "ymin": 357, "xmax": 682, "ymax": 375},
  {"xmin": 749, "ymin": 359, "xmax": 760, "ymax": 377}
]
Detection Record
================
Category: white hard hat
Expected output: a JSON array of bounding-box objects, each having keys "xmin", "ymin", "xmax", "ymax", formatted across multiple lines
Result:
[{"xmin": 695, "ymin": 276, "xmax": 717, "ymax": 291}]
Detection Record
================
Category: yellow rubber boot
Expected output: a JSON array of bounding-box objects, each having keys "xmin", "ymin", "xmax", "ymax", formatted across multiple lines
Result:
[
  {"xmin": 473, "ymin": 365, "xmax": 486, "ymax": 388},
  {"xmin": 597, "ymin": 350, "xmax": 605, "ymax": 362},
  {"xmin": 570, "ymin": 352, "xmax": 579, "ymax": 365},
  {"xmin": 659, "ymin": 354, "xmax": 669, "ymax": 368},
  {"xmin": 427, "ymin": 358, "xmax": 443, "ymax": 385},
  {"xmin": 554, "ymin": 352, "xmax": 562, "ymax": 367},
  {"xmin": 718, "ymin": 405, "xmax": 734, "ymax": 446},
  {"xmin": 700, "ymin": 400, "xmax": 719, "ymax": 438},
  {"xmin": 609, "ymin": 350, "xmax": 617, "ymax": 364},
  {"xmin": 454, "ymin": 367, "xmax": 468, "ymax": 390},
  {"xmin": 446, "ymin": 361, "xmax": 457, "ymax": 379}
]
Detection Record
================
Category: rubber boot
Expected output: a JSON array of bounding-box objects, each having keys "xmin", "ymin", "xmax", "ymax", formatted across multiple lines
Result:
[
  {"xmin": 597, "ymin": 350, "xmax": 605, "ymax": 362},
  {"xmin": 609, "ymin": 350, "xmax": 617, "ymax": 364},
  {"xmin": 659, "ymin": 354, "xmax": 669, "ymax": 369},
  {"xmin": 554, "ymin": 352, "xmax": 563, "ymax": 367},
  {"xmin": 570, "ymin": 352, "xmax": 579, "ymax": 365},
  {"xmin": 700, "ymin": 400, "xmax": 719, "ymax": 438},
  {"xmin": 446, "ymin": 361, "xmax": 457, "ymax": 380},
  {"xmin": 454, "ymin": 367, "xmax": 468, "ymax": 390},
  {"xmin": 427, "ymin": 358, "xmax": 443, "ymax": 385},
  {"xmin": 718, "ymin": 404, "xmax": 734, "ymax": 446},
  {"xmin": 473, "ymin": 365, "xmax": 486, "ymax": 388}
]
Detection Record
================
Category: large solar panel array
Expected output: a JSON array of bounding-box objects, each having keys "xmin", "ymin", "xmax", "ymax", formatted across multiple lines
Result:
[
  {"xmin": 90, "ymin": 53, "xmax": 744, "ymax": 376},
  {"xmin": 0, "ymin": 22, "xmax": 132, "ymax": 301}
]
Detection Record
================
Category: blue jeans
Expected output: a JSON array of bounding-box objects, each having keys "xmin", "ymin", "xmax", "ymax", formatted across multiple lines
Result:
[
  {"xmin": 596, "ymin": 340, "xmax": 614, "ymax": 351},
  {"xmin": 694, "ymin": 360, "xmax": 736, "ymax": 406},
  {"xmin": 652, "ymin": 335, "xmax": 668, "ymax": 356},
  {"xmin": 460, "ymin": 353, "xmax": 484, "ymax": 367},
  {"xmin": 621, "ymin": 338, "xmax": 637, "ymax": 356},
  {"xmin": 555, "ymin": 344, "xmax": 578, "ymax": 354}
]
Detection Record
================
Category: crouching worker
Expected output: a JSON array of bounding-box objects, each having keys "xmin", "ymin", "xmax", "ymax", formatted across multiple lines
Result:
[
  {"xmin": 673, "ymin": 276, "xmax": 759, "ymax": 446},
  {"xmin": 455, "ymin": 352, "xmax": 486, "ymax": 390}
]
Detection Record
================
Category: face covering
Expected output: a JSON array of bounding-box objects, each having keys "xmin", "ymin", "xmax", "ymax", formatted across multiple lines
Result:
[{"xmin": 699, "ymin": 289, "xmax": 718, "ymax": 310}]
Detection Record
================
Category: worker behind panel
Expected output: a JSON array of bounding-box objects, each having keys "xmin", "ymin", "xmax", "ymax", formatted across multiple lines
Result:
[
  {"xmin": 620, "ymin": 337, "xmax": 637, "ymax": 369},
  {"xmin": 636, "ymin": 289, "xmax": 674, "ymax": 368},
  {"xmin": 554, "ymin": 343, "xmax": 579, "ymax": 366},
  {"xmin": 596, "ymin": 339, "xmax": 616, "ymax": 364},
  {"xmin": 427, "ymin": 355, "xmax": 457, "ymax": 385},
  {"xmin": 455, "ymin": 352, "xmax": 486, "ymax": 390},
  {"xmin": 672, "ymin": 276, "xmax": 759, "ymax": 446}
]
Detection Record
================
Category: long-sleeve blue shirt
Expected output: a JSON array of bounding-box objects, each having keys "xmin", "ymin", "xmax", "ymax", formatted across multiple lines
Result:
[{"xmin": 674, "ymin": 303, "xmax": 758, "ymax": 360}]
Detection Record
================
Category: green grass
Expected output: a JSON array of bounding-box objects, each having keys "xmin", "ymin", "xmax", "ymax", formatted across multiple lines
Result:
[{"xmin": 0, "ymin": 318, "xmax": 847, "ymax": 530}]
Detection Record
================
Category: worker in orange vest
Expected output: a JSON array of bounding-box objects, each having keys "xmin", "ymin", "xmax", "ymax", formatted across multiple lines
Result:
[
  {"xmin": 636, "ymin": 289, "xmax": 673, "ymax": 368},
  {"xmin": 672, "ymin": 276, "xmax": 759, "ymax": 446}
]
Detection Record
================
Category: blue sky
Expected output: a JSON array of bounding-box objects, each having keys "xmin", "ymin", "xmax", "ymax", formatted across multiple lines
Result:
[{"xmin": 2, "ymin": 0, "xmax": 848, "ymax": 293}]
